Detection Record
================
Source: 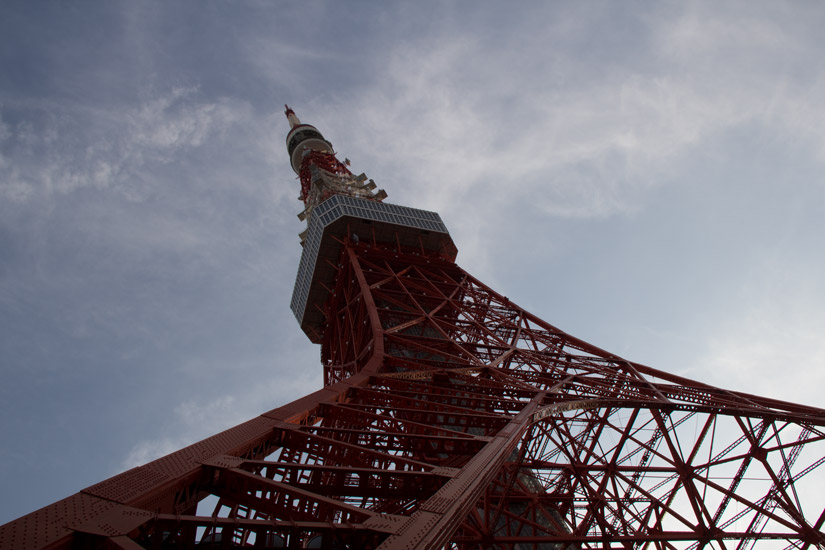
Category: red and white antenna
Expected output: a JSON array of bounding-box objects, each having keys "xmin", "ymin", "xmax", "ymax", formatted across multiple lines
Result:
[
  {"xmin": 284, "ymin": 106, "xmax": 386, "ymax": 235},
  {"xmin": 284, "ymin": 104, "xmax": 301, "ymax": 129}
]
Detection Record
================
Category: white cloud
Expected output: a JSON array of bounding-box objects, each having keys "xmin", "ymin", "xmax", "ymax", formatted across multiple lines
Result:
[
  {"xmin": 655, "ymin": 5, "xmax": 801, "ymax": 64},
  {"xmin": 121, "ymin": 437, "xmax": 184, "ymax": 471},
  {"xmin": 327, "ymin": 3, "xmax": 825, "ymax": 220},
  {"xmin": 119, "ymin": 370, "xmax": 320, "ymax": 472},
  {"xmin": 0, "ymin": 88, "xmax": 251, "ymax": 203},
  {"xmin": 697, "ymin": 261, "xmax": 825, "ymax": 406},
  {"xmin": 0, "ymin": 174, "xmax": 34, "ymax": 203},
  {"xmin": 0, "ymin": 116, "xmax": 11, "ymax": 142},
  {"xmin": 130, "ymin": 87, "xmax": 241, "ymax": 150},
  {"xmin": 120, "ymin": 395, "xmax": 241, "ymax": 470}
]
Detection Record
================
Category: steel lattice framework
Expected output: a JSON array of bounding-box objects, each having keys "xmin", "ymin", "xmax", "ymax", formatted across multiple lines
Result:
[{"xmin": 3, "ymin": 108, "xmax": 825, "ymax": 550}]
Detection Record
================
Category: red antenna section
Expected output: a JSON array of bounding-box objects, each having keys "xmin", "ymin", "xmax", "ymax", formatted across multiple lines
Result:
[{"xmin": 284, "ymin": 106, "xmax": 387, "ymax": 239}]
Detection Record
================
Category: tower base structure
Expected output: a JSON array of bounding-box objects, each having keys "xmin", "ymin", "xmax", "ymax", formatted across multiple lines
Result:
[{"xmin": 4, "ymin": 220, "xmax": 825, "ymax": 549}]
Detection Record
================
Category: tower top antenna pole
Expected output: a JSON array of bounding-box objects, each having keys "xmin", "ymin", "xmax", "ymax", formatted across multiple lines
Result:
[
  {"xmin": 284, "ymin": 104, "xmax": 301, "ymax": 129},
  {"xmin": 284, "ymin": 105, "xmax": 387, "ymax": 237}
]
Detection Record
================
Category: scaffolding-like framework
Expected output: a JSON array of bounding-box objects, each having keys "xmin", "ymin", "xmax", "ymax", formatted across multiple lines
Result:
[{"xmin": 4, "ymin": 238, "xmax": 824, "ymax": 549}]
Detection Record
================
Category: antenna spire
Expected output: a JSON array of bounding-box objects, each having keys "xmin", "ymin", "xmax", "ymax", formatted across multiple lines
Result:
[
  {"xmin": 284, "ymin": 104, "xmax": 301, "ymax": 129},
  {"xmin": 284, "ymin": 107, "xmax": 387, "ymax": 239}
]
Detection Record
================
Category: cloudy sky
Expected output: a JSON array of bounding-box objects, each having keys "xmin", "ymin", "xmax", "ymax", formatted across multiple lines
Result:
[{"xmin": 3, "ymin": 1, "xmax": 825, "ymax": 524}]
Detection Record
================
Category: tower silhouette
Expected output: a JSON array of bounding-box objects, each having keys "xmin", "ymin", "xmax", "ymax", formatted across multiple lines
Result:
[{"xmin": 3, "ymin": 107, "xmax": 825, "ymax": 550}]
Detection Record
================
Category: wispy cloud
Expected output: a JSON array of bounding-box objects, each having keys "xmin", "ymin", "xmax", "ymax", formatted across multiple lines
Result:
[
  {"xmin": 121, "ymin": 395, "xmax": 238, "ymax": 470},
  {"xmin": 291, "ymin": 4, "xmax": 825, "ymax": 278},
  {"xmin": 0, "ymin": 87, "xmax": 250, "ymax": 204},
  {"xmin": 697, "ymin": 258, "xmax": 825, "ymax": 406},
  {"xmin": 120, "ymin": 367, "xmax": 320, "ymax": 471}
]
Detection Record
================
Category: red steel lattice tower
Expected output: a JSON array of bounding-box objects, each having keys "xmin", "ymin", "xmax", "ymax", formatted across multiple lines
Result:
[{"xmin": 3, "ymin": 107, "xmax": 825, "ymax": 550}]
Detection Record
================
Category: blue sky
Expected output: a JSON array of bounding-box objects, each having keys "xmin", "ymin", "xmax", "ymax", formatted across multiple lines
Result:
[{"xmin": 2, "ymin": 1, "xmax": 825, "ymax": 524}]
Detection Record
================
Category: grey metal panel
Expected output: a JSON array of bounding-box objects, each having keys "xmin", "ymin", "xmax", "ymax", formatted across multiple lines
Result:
[{"xmin": 290, "ymin": 195, "xmax": 452, "ymax": 336}]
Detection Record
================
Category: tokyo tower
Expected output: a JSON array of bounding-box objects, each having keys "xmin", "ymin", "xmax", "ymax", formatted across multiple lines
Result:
[{"xmin": 2, "ymin": 106, "xmax": 825, "ymax": 550}]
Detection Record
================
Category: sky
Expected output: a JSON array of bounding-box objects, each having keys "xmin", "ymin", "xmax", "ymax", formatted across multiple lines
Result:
[{"xmin": 2, "ymin": 1, "xmax": 825, "ymax": 525}]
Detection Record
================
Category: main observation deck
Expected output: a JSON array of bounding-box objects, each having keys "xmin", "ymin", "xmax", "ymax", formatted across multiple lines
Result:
[{"xmin": 290, "ymin": 194, "xmax": 456, "ymax": 343}]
